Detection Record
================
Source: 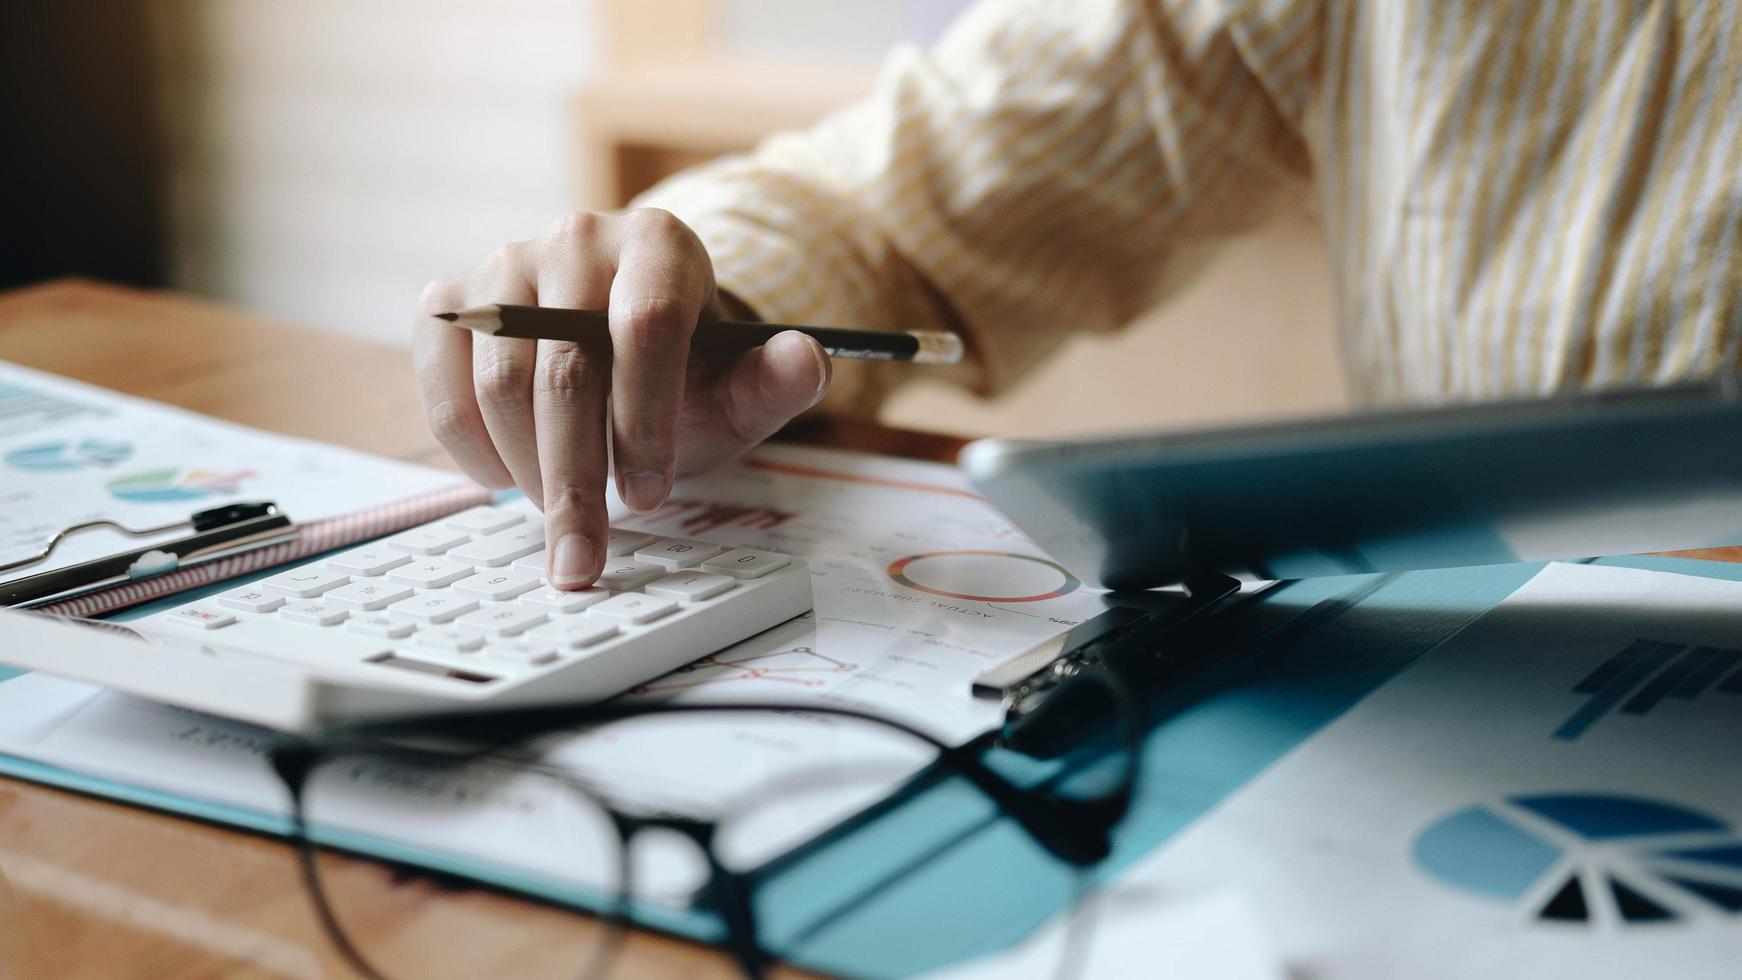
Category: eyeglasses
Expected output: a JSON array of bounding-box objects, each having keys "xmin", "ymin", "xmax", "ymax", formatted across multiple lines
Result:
[{"xmin": 265, "ymin": 668, "xmax": 1142, "ymax": 980}]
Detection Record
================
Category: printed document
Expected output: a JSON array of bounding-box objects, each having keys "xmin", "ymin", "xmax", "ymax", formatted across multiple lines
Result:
[
  {"xmin": 0, "ymin": 360, "xmax": 461, "ymax": 580},
  {"xmin": 927, "ymin": 886, "xmax": 1284, "ymax": 980},
  {"xmin": 0, "ymin": 444, "xmax": 1114, "ymax": 903},
  {"xmin": 1138, "ymin": 561, "xmax": 1742, "ymax": 979}
]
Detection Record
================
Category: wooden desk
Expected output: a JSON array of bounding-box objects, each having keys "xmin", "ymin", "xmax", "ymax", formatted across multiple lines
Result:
[
  {"xmin": 0, "ymin": 279, "xmax": 959, "ymax": 979},
  {"xmin": 6, "ymin": 280, "xmax": 1738, "ymax": 978}
]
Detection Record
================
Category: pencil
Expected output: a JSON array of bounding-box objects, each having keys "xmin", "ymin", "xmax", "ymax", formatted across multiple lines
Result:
[{"xmin": 434, "ymin": 304, "xmax": 964, "ymax": 365}]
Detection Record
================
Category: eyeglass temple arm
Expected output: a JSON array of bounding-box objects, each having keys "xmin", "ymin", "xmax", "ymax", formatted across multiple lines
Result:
[
  {"xmin": 268, "ymin": 692, "xmax": 1140, "ymax": 868},
  {"xmin": 698, "ymin": 846, "xmax": 770, "ymax": 979}
]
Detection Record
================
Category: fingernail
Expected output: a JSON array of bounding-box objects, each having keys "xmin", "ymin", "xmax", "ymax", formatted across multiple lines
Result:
[
  {"xmin": 776, "ymin": 331, "xmax": 830, "ymax": 406},
  {"xmin": 549, "ymin": 533, "xmax": 594, "ymax": 587},
  {"xmin": 771, "ymin": 331, "xmax": 831, "ymax": 402},
  {"xmin": 810, "ymin": 340, "xmax": 831, "ymax": 403},
  {"xmin": 622, "ymin": 470, "xmax": 669, "ymax": 513}
]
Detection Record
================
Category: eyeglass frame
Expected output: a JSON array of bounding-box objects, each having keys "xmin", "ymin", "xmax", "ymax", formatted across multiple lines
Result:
[{"xmin": 265, "ymin": 667, "xmax": 1144, "ymax": 980}]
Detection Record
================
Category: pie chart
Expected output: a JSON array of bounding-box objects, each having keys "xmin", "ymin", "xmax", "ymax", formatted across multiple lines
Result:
[
  {"xmin": 1415, "ymin": 793, "xmax": 1742, "ymax": 924},
  {"xmin": 886, "ymin": 550, "xmax": 1081, "ymax": 603},
  {"xmin": 4, "ymin": 438, "xmax": 134, "ymax": 472},
  {"xmin": 106, "ymin": 467, "xmax": 255, "ymax": 503}
]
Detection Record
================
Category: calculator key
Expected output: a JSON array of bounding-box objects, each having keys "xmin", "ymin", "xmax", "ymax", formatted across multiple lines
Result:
[
  {"xmin": 443, "ymin": 506, "xmax": 525, "ymax": 535},
  {"xmin": 346, "ymin": 612, "xmax": 417, "ymax": 639},
  {"xmin": 595, "ymin": 559, "xmax": 665, "ymax": 592},
  {"xmin": 388, "ymin": 559, "xmax": 474, "ymax": 588},
  {"xmin": 635, "ymin": 538, "xmax": 724, "ymax": 569},
  {"xmin": 261, "ymin": 568, "xmax": 351, "ymax": 598},
  {"xmin": 279, "ymin": 600, "xmax": 348, "ymax": 626},
  {"xmin": 166, "ymin": 606, "xmax": 236, "ymax": 630},
  {"xmin": 325, "ymin": 580, "xmax": 415, "ymax": 611},
  {"xmin": 449, "ymin": 524, "xmax": 545, "ymax": 567},
  {"xmin": 587, "ymin": 592, "xmax": 679, "ymax": 625},
  {"xmin": 455, "ymin": 605, "xmax": 548, "ymax": 637},
  {"xmin": 385, "ymin": 526, "xmax": 471, "ymax": 556},
  {"xmin": 485, "ymin": 644, "xmax": 559, "ymax": 667},
  {"xmin": 519, "ymin": 585, "xmax": 609, "ymax": 614},
  {"xmin": 512, "ymin": 549, "xmax": 549, "ymax": 575},
  {"xmin": 701, "ymin": 549, "xmax": 790, "ymax": 580},
  {"xmin": 454, "ymin": 570, "xmax": 542, "ymax": 601},
  {"xmin": 604, "ymin": 528, "xmax": 660, "ymax": 557},
  {"xmin": 527, "ymin": 618, "xmax": 617, "ymax": 650},
  {"xmin": 216, "ymin": 587, "xmax": 285, "ymax": 613},
  {"xmin": 327, "ymin": 546, "xmax": 412, "ymax": 577},
  {"xmin": 417, "ymin": 625, "xmax": 486, "ymax": 654},
  {"xmin": 388, "ymin": 591, "xmax": 480, "ymax": 624},
  {"xmin": 646, "ymin": 570, "xmax": 735, "ymax": 602}
]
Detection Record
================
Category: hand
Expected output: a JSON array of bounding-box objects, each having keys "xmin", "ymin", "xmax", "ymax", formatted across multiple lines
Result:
[{"xmin": 414, "ymin": 208, "xmax": 831, "ymax": 588}]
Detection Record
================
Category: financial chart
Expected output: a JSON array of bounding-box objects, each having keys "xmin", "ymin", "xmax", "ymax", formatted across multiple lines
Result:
[
  {"xmin": 609, "ymin": 444, "xmax": 1113, "ymax": 738},
  {"xmin": 1416, "ymin": 793, "xmax": 1742, "ymax": 925},
  {"xmin": 1136, "ymin": 562, "xmax": 1742, "ymax": 979},
  {"xmin": 0, "ymin": 360, "xmax": 460, "ymax": 576}
]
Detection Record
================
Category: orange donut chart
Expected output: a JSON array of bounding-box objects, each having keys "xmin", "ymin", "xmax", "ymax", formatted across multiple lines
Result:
[{"xmin": 886, "ymin": 550, "xmax": 1082, "ymax": 603}]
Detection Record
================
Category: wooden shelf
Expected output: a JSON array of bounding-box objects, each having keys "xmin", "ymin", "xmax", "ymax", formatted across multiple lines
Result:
[{"xmin": 572, "ymin": 58, "xmax": 875, "ymax": 207}]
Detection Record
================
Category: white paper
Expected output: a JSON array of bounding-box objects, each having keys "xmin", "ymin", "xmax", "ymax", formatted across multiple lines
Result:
[
  {"xmin": 0, "ymin": 675, "xmax": 930, "ymax": 903},
  {"xmin": 0, "ymin": 360, "xmax": 463, "ymax": 577},
  {"xmin": 0, "ymin": 443, "xmax": 1114, "ymax": 904},
  {"xmin": 1139, "ymin": 562, "xmax": 1742, "ymax": 979},
  {"xmin": 611, "ymin": 444, "xmax": 1115, "ymax": 742},
  {"xmin": 926, "ymin": 887, "xmax": 1284, "ymax": 980}
]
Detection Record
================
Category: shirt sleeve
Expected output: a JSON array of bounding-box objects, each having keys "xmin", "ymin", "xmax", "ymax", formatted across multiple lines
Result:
[{"xmin": 632, "ymin": 0, "xmax": 1319, "ymax": 406}]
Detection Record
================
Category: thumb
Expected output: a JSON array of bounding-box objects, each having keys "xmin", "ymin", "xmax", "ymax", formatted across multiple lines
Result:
[{"xmin": 682, "ymin": 331, "xmax": 830, "ymax": 474}]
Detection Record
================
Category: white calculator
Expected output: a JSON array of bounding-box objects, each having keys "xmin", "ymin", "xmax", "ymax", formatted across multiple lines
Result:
[{"xmin": 0, "ymin": 503, "xmax": 811, "ymax": 732}]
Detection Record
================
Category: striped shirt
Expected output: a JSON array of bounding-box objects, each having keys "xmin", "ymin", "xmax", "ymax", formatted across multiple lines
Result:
[{"xmin": 636, "ymin": 0, "xmax": 1742, "ymax": 408}]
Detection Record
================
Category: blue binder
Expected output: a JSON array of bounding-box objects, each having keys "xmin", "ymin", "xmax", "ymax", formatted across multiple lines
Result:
[{"xmin": 1, "ymin": 553, "xmax": 1729, "ymax": 977}]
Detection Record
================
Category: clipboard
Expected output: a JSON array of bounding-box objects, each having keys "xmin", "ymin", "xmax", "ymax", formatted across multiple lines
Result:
[
  {"xmin": 0, "ymin": 358, "xmax": 491, "ymax": 617},
  {"xmin": 0, "ymin": 501, "xmax": 297, "ymax": 607},
  {"xmin": 12, "ymin": 485, "xmax": 490, "ymax": 618}
]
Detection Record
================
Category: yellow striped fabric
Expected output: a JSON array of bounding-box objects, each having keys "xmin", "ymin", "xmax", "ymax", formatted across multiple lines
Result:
[{"xmin": 635, "ymin": 0, "xmax": 1742, "ymax": 407}]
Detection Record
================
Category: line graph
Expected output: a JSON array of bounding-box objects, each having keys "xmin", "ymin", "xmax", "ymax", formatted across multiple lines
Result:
[{"xmin": 632, "ymin": 646, "xmax": 857, "ymax": 694}]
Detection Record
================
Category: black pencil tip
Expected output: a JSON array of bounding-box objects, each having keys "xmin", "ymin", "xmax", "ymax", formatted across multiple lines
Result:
[{"xmin": 434, "ymin": 312, "xmax": 458, "ymax": 322}]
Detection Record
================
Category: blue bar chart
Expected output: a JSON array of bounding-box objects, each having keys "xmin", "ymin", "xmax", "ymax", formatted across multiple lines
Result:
[{"xmin": 1555, "ymin": 638, "xmax": 1742, "ymax": 740}]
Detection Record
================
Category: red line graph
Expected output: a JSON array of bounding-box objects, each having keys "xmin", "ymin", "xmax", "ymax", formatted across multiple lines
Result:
[{"xmin": 631, "ymin": 646, "xmax": 857, "ymax": 694}]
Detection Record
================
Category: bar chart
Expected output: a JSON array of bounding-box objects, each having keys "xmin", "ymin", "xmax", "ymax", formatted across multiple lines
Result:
[{"xmin": 1555, "ymin": 638, "xmax": 1742, "ymax": 740}]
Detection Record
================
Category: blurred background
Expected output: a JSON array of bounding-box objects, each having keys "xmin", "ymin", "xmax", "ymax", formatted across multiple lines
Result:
[{"xmin": 1, "ymin": 0, "xmax": 1347, "ymax": 438}]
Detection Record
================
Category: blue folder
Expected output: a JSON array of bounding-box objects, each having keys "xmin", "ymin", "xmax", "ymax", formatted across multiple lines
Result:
[{"xmin": 3, "ymin": 553, "xmax": 1732, "ymax": 977}]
